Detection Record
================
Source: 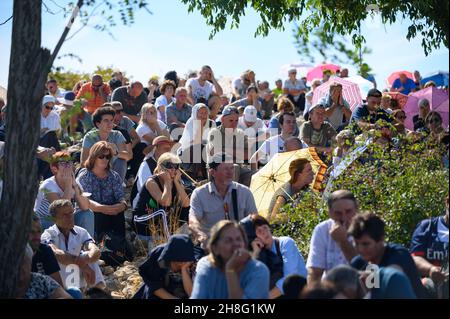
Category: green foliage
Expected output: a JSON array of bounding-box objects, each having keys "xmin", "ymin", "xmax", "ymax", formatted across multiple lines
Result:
[
  {"xmin": 181, "ymin": 0, "xmax": 449, "ymax": 55},
  {"xmin": 48, "ymin": 65, "xmax": 124, "ymax": 91},
  {"xmin": 293, "ymin": 25, "xmax": 373, "ymax": 77},
  {"xmin": 274, "ymin": 136, "xmax": 449, "ymax": 258}
]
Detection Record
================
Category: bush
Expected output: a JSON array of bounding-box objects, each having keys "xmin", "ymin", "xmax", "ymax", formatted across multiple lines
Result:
[{"xmin": 274, "ymin": 135, "xmax": 449, "ymax": 258}]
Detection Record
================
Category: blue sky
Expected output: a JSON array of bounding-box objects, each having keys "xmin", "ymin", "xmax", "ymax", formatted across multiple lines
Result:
[{"xmin": 0, "ymin": 0, "xmax": 448, "ymax": 91}]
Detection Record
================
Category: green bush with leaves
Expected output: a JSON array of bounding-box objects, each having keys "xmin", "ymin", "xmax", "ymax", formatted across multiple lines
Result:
[{"xmin": 274, "ymin": 136, "xmax": 449, "ymax": 258}]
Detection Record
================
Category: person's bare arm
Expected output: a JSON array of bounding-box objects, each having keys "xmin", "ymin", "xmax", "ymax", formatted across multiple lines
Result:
[
  {"xmin": 413, "ymin": 256, "xmax": 448, "ymax": 283},
  {"xmin": 117, "ymin": 143, "xmax": 132, "ymax": 161},
  {"xmin": 147, "ymin": 177, "xmax": 172, "ymax": 207},
  {"xmin": 49, "ymin": 271, "xmax": 64, "ymax": 287},
  {"xmin": 80, "ymin": 147, "xmax": 90, "ymax": 167},
  {"xmin": 129, "ymin": 128, "xmax": 140, "ymax": 148},
  {"xmin": 85, "ymin": 242, "xmax": 101, "ymax": 263},
  {"xmin": 181, "ymin": 263, "xmax": 193, "ymax": 297},
  {"xmin": 269, "ymin": 287, "xmax": 283, "ymax": 299},
  {"xmin": 49, "ymin": 286, "xmax": 73, "ymax": 299},
  {"xmin": 307, "ymin": 267, "xmax": 324, "ymax": 286},
  {"xmin": 269, "ymin": 196, "xmax": 286, "ymax": 222}
]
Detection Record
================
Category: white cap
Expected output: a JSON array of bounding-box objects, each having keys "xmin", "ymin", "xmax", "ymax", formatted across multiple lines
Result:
[
  {"xmin": 243, "ymin": 105, "xmax": 258, "ymax": 122},
  {"xmin": 42, "ymin": 95, "xmax": 56, "ymax": 107}
]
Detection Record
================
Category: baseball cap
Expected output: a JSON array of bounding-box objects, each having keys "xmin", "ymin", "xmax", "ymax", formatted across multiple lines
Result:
[
  {"xmin": 243, "ymin": 105, "xmax": 258, "ymax": 122},
  {"xmin": 57, "ymin": 91, "xmax": 76, "ymax": 106},
  {"xmin": 367, "ymin": 88, "xmax": 382, "ymax": 98},
  {"xmin": 221, "ymin": 105, "xmax": 239, "ymax": 117},
  {"xmin": 309, "ymin": 103, "xmax": 326, "ymax": 113},
  {"xmin": 42, "ymin": 95, "xmax": 56, "ymax": 106},
  {"xmin": 207, "ymin": 152, "xmax": 233, "ymax": 169},
  {"xmin": 152, "ymin": 136, "xmax": 175, "ymax": 147}
]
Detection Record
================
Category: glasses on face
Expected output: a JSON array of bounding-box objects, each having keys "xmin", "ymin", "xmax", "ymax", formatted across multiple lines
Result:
[
  {"xmin": 57, "ymin": 161, "xmax": 73, "ymax": 167},
  {"xmin": 162, "ymin": 162, "xmax": 180, "ymax": 170},
  {"xmin": 98, "ymin": 154, "xmax": 112, "ymax": 160},
  {"xmin": 45, "ymin": 105, "xmax": 54, "ymax": 110}
]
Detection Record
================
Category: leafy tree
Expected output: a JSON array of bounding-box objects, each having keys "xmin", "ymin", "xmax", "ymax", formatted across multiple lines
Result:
[
  {"xmin": 181, "ymin": 0, "xmax": 449, "ymax": 55},
  {"xmin": 274, "ymin": 135, "xmax": 449, "ymax": 258},
  {"xmin": 293, "ymin": 25, "xmax": 373, "ymax": 77}
]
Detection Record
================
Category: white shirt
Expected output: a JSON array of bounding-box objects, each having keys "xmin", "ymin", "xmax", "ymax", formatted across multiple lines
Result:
[
  {"xmin": 306, "ymin": 219, "xmax": 352, "ymax": 274},
  {"xmin": 135, "ymin": 121, "xmax": 168, "ymax": 145},
  {"xmin": 237, "ymin": 117, "xmax": 267, "ymax": 136},
  {"xmin": 132, "ymin": 157, "xmax": 155, "ymax": 208},
  {"xmin": 40, "ymin": 111, "xmax": 61, "ymax": 132},
  {"xmin": 186, "ymin": 78, "xmax": 215, "ymax": 103},
  {"xmin": 256, "ymin": 135, "xmax": 286, "ymax": 164},
  {"xmin": 154, "ymin": 95, "xmax": 175, "ymax": 108},
  {"xmin": 41, "ymin": 225, "xmax": 104, "ymax": 288}
]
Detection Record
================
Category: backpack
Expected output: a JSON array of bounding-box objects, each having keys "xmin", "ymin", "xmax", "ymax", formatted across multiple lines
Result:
[
  {"xmin": 257, "ymin": 238, "xmax": 284, "ymax": 289},
  {"xmin": 99, "ymin": 231, "xmax": 134, "ymax": 267}
]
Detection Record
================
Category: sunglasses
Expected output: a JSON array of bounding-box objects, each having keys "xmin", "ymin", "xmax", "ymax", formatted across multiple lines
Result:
[
  {"xmin": 162, "ymin": 162, "xmax": 180, "ymax": 170},
  {"xmin": 45, "ymin": 106, "xmax": 54, "ymax": 110},
  {"xmin": 98, "ymin": 154, "xmax": 112, "ymax": 160}
]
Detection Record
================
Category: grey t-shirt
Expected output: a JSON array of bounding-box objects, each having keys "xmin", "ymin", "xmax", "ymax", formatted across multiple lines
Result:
[
  {"xmin": 165, "ymin": 102, "xmax": 193, "ymax": 124},
  {"xmin": 300, "ymin": 121, "xmax": 337, "ymax": 148},
  {"xmin": 119, "ymin": 116, "xmax": 136, "ymax": 133},
  {"xmin": 111, "ymin": 86, "xmax": 148, "ymax": 116},
  {"xmin": 268, "ymin": 182, "xmax": 294, "ymax": 217}
]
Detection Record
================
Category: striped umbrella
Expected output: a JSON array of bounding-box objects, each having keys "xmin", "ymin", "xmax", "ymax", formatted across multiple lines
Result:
[{"xmin": 311, "ymin": 77, "xmax": 363, "ymax": 111}]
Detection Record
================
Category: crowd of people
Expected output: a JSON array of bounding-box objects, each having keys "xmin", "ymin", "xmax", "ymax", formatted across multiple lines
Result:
[{"xmin": 0, "ymin": 65, "xmax": 448, "ymax": 299}]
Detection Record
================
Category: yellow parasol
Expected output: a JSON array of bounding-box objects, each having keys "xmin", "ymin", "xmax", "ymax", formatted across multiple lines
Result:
[{"xmin": 250, "ymin": 148, "xmax": 327, "ymax": 218}]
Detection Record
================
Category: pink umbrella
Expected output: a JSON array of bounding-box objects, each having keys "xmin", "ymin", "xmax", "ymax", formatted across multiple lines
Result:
[
  {"xmin": 386, "ymin": 71, "xmax": 414, "ymax": 87},
  {"xmin": 403, "ymin": 87, "xmax": 449, "ymax": 131},
  {"xmin": 307, "ymin": 63, "xmax": 341, "ymax": 82},
  {"xmin": 387, "ymin": 92, "xmax": 409, "ymax": 109},
  {"xmin": 311, "ymin": 77, "xmax": 363, "ymax": 111}
]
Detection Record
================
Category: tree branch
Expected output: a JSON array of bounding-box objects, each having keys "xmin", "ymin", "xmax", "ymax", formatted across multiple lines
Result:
[{"xmin": 0, "ymin": 15, "xmax": 13, "ymax": 26}]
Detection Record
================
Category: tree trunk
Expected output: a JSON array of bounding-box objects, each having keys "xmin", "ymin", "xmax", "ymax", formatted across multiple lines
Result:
[{"xmin": 0, "ymin": 0, "xmax": 50, "ymax": 297}]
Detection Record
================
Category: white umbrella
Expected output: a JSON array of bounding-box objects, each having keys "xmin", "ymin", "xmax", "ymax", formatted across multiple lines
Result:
[
  {"xmin": 279, "ymin": 63, "xmax": 314, "ymax": 79},
  {"xmin": 346, "ymin": 75, "xmax": 374, "ymax": 98}
]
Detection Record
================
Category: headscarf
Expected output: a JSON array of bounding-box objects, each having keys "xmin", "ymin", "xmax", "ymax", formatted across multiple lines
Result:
[{"xmin": 178, "ymin": 103, "xmax": 216, "ymax": 151}]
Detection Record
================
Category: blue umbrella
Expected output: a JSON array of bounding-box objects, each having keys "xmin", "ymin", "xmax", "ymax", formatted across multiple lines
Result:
[{"xmin": 421, "ymin": 71, "xmax": 449, "ymax": 87}]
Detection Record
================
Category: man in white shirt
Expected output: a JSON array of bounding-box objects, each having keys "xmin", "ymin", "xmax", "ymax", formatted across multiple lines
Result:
[
  {"xmin": 186, "ymin": 65, "xmax": 223, "ymax": 105},
  {"xmin": 238, "ymin": 105, "xmax": 267, "ymax": 138},
  {"xmin": 250, "ymin": 112, "xmax": 304, "ymax": 169},
  {"xmin": 41, "ymin": 200, "xmax": 105, "ymax": 290},
  {"xmin": 306, "ymin": 190, "xmax": 359, "ymax": 286}
]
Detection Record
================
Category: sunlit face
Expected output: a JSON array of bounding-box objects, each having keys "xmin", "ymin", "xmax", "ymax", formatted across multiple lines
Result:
[
  {"xmin": 213, "ymin": 226, "xmax": 245, "ymax": 262},
  {"xmin": 92, "ymin": 77, "xmax": 103, "ymax": 91},
  {"xmin": 399, "ymin": 74, "xmax": 407, "ymax": 83},
  {"xmin": 281, "ymin": 115, "xmax": 296, "ymax": 135},
  {"xmin": 310, "ymin": 107, "xmax": 325, "ymax": 124},
  {"xmin": 47, "ymin": 82, "xmax": 58, "ymax": 94},
  {"xmin": 197, "ymin": 107, "xmax": 209, "ymax": 123},
  {"xmin": 97, "ymin": 114, "xmax": 114, "ymax": 133},
  {"xmin": 113, "ymin": 108, "xmax": 123, "ymax": 124},
  {"xmin": 211, "ymin": 163, "xmax": 234, "ymax": 187},
  {"xmin": 94, "ymin": 151, "xmax": 112, "ymax": 170},
  {"xmin": 42, "ymin": 102, "xmax": 55, "ymax": 117},
  {"xmin": 394, "ymin": 112, "xmax": 406, "ymax": 124},
  {"xmin": 275, "ymin": 80, "xmax": 282, "ymax": 89},
  {"xmin": 329, "ymin": 199, "xmax": 357, "ymax": 228},
  {"xmin": 381, "ymin": 97, "xmax": 391, "ymax": 108},
  {"xmin": 200, "ymin": 67, "xmax": 212, "ymax": 81},
  {"xmin": 29, "ymin": 220, "xmax": 42, "ymax": 251},
  {"xmin": 146, "ymin": 108, "xmax": 157, "ymax": 122},
  {"xmin": 294, "ymin": 163, "xmax": 314, "ymax": 187},
  {"xmin": 354, "ymin": 234, "xmax": 384, "ymax": 263},
  {"xmin": 176, "ymin": 90, "xmax": 188, "ymax": 105},
  {"xmin": 130, "ymin": 85, "xmax": 143, "ymax": 98},
  {"xmin": 55, "ymin": 205, "xmax": 75, "ymax": 231},
  {"xmin": 255, "ymin": 224, "xmax": 272, "ymax": 246},
  {"xmin": 366, "ymin": 96, "xmax": 381, "ymax": 111},
  {"xmin": 164, "ymin": 85, "xmax": 175, "ymax": 98},
  {"xmin": 221, "ymin": 114, "xmax": 239, "ymax": 129},
  {"xmin": 289, "ymin": 71, "xmax": 297, "ymax": 80}
]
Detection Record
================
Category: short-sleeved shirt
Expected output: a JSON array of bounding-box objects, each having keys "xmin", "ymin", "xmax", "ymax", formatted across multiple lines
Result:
[
  {"xmin": 283, "ymin": 79, "xmax": 306, "ymax": 100},
  {"xmin": 119, "ymin": 116, "xmax": 136, "ymax": 133},
  {"xmin": 267, "ymin": 182, "xmax": 294, "ymax": 216},
  {"xmin": 349, "ymin": 105, "xmax": 393, "ymax": 134},
  {"xmin": 81, "ymin": 129, "xmax": 126, "ymax": 163},
  {"xmin": 186, "ymin": 78, "xmax": 215, "ymax": 103},
  {"xmin": 34, "ymin": 176, "xmax": 84, "ymax": 219},
  {"xmin": 190, "ymin": 256, "xmax": 269, "ymax": 299},
  {"xmin": 410, "ymin": 216, "xmax": 449, "ymax": 267},
  {"xmin": 237, "ymin": 117, "xmax": 267, "ymax": 137},
  {"xmin": 392, "ymin": 78, "xmax": 416, "ymax": 95},
  {"xmin": 24, "ymin": 272, "xmax": 61, "ymax": 299},
  {"xmin": 256, "ymin": 135, "xmax": 286, "ymax": 164},
  {"xmin": 40, "ymin": 112, "xmax": 61, "ymax": 133},
  {"xmin": 166, "ymin": 102, "xmax": 193, "ymax": 124},
  {"xmin": 189, "ymin": 181, "xmax": 257, "ymax": 237},
  {"xmin": 111, "ymin": 86, "xmax": 148, "ymax": 117},
  {"xmin": 76, "ymin": 168, "xmax": 124, "ymax": 206},
  {"xmin": 300, "ymin": 121, "xmax": 337, "ymax": 148},
  {"xmin": 135, "ymin": 121, "xmax": 168, "ymax": 145},
  {"xmin": 351, "ymin": 243, "xmax": 426, "ymax": 299},
  {"xmin": 306, "ymin": 219, "xmax": 351, "ymax": 274},
  {"xmin": 320, "ymin": 94, "xmax": 352, "ymax": 130},
  {"xmin": 76, "ymin": 82, "xmax": 111, "ymax": 114},
  {"xmin": 32, "ymin": 243, "xmax": 61, "ymax": 276}
]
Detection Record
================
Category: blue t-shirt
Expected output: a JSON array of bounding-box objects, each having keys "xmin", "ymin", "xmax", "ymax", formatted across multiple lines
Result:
[
  {"xmin": 370, "ymin": 267, "xmax": 416, "ymax": 299},
  {"xmin": 190, "ymin": 256, "xmax": 269, "ymax": 299},
  {"xmin": 410, "ymin": 216, "xmax": 449, "ymax": 267},
  {"xmin": 349, "ymin": 105, "xmax": 393, "ymax": 134},
  {"xmin": 351, "ymin": 243, "xmax": 426, "ymax": 299},
  {"xmin": 392, "ymin": 78, "xmax": 416, "ymax": 95}
]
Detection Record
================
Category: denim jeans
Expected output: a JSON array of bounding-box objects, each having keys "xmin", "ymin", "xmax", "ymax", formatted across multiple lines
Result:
[{"xmin": 74, "ymin": 209, "xmax": 95, "ymax": 238}]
